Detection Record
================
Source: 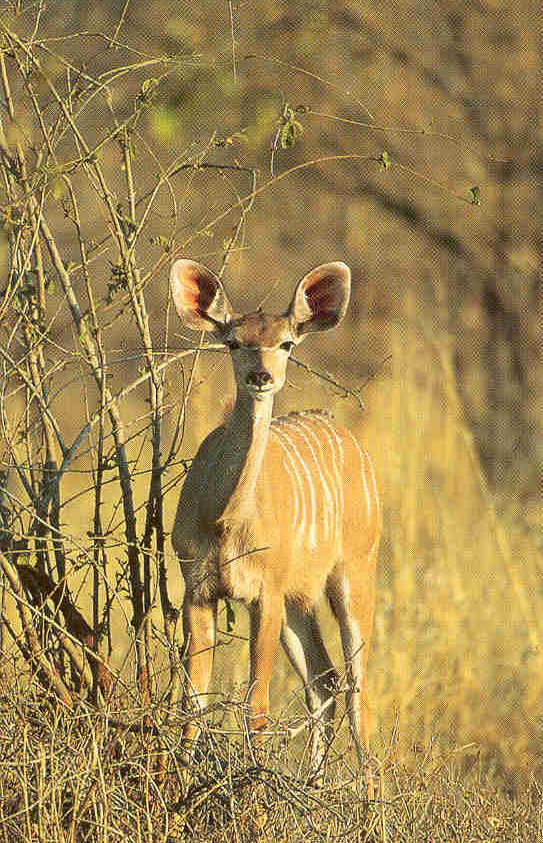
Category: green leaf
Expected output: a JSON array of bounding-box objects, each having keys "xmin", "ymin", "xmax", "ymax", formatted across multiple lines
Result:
[
  {"xmin": 378, "ymin": 150, "xmax": 391, "ymax": 171},
  {"xmin": 469, "ymin": 185, "xmax": 481, "ymax": 206},
  {"xmin": 138, "ymin": 78, "xmax": 159, "ymax": 105},
  {"xmin": 280, "ymin": 108, "xmax": 304, "ymax": 149}
]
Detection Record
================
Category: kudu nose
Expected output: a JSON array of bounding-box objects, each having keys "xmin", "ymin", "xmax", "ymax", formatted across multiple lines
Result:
[{"xmin": 246, "ymin": 369, "xmax": 272, "ymax": 388}]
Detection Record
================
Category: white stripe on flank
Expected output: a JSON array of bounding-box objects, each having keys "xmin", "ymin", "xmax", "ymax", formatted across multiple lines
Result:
[
  {"xmin": 294, "ymin": 418, "xmax": 336, "ymax": 541},
  {"xmin": 270, "ymin": 427, "xmax": 302, "ymax": 534},
  {"xmin": 317, "ymin": 417, "xmax": 344, "ymax": 542},
  {"xmin": 274, "ymin": 421, "xmax": 317, "ymax": 548},
  {"xmin": 347, "ymin": 431, "xmax": 372, "ymax": 520},
  {"xmin": 365, "ymin": 451, "xmax": 380, "ymax": 524},
  {"xmin": 368, "ymin": 531, "xmax": 380, "ymax": 557}
]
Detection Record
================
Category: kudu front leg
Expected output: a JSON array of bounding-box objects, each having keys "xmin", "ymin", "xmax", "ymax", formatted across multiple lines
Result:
[
  {"xmin": 181, "ymin": 597, "xmax": 217, "ymax": 758},
  {"xmin": 247, "ymin": 598, "xmax": 283, "ymax": 757}
]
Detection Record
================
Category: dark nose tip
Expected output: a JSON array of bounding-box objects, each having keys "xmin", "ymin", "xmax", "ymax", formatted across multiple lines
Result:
[{"xmin": 246, "ymin": 370, "xmax": 272, "ymax": 388}]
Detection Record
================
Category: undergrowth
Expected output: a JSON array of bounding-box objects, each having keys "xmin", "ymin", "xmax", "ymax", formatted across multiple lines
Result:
[{"xmin": 0, "ymin": 685, "xmax": 540, "ymax": 843}]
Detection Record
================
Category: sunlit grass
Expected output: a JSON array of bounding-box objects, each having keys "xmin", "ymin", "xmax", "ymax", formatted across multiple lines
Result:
[
  {"xmin": 2, "ymin": 295, "xmax": 540, "ymax": 815},
  {"xmin": 357, "ymin": 311, "xmax": 543, "ymax": 788}
]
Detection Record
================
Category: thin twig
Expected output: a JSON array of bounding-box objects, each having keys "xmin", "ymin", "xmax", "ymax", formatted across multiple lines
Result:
[
  {"xmin": 290, "ymin": 357, "xmax": 366, "ymax": 410},
  {"xmin": 228, "ymin": 1, "xmax": 238, "ymax": 84}
]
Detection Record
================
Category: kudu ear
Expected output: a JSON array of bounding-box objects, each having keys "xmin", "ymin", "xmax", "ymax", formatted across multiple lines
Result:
[
  {"xmin": 288, "ymin": 261, "xmax": 351, "ymax": 340},
  {"xmin": 170, "ymin": 259, "xmax": 233, "ymax": 333}
]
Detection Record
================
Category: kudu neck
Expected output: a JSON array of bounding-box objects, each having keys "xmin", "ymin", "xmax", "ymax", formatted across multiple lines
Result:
[{"xmin": 206, "ymin": 388, "xmax": 273, "ymax": 524}]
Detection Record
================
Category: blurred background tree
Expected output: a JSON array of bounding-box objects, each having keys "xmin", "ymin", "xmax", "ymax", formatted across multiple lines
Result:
[
  {"xmin": 25, "ymin": 0, "xmax": 541, "ymax": 496},
  {"xmin": 114, "ymin": 0, "xmax": 543, "ymax": 496}
]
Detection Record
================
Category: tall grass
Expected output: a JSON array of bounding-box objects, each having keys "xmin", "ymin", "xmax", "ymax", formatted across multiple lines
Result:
[{"xmin": 360, "ymin": 302, "xmax": 542, "ymax": 787}]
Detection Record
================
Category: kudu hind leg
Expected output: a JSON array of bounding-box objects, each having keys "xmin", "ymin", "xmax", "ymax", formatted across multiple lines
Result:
[
  {"xmin": 327, "ymin": 572, "xmax": 374, "ymax": 794},
  {"xmin": 280, "ymin": 601, "xmax": 339, "ymax": 781}
]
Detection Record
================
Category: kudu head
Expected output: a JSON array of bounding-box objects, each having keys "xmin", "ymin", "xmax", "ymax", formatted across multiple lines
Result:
[{"xmin": 170, "ymin": 259, "xmax": 351, "ymax": 402}]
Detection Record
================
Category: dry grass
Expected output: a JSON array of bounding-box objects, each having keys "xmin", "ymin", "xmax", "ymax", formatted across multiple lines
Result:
[
  {"xmin": 362, "ymin": 311, "xmax": 543, "ymax": 789},
  {"xmin": 2, "ymin": 302, "xmax": 540, "ymax": 841},
  {"xmin": 0, "ymin": 684, "xmax": 540, "ymax": 843},
  {"xmin": 3, "ymin": 313, "xmax": 540, "ymax": 841}
]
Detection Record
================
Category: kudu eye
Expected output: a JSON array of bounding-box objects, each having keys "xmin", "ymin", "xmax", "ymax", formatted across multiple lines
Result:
[
  {"xmin": 280, "ymin": 340, "xmax": 294, "ymax": 352},
  {"xmin": 225, "ymin": 338, "xmax": 241, "ymax": 350}
]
